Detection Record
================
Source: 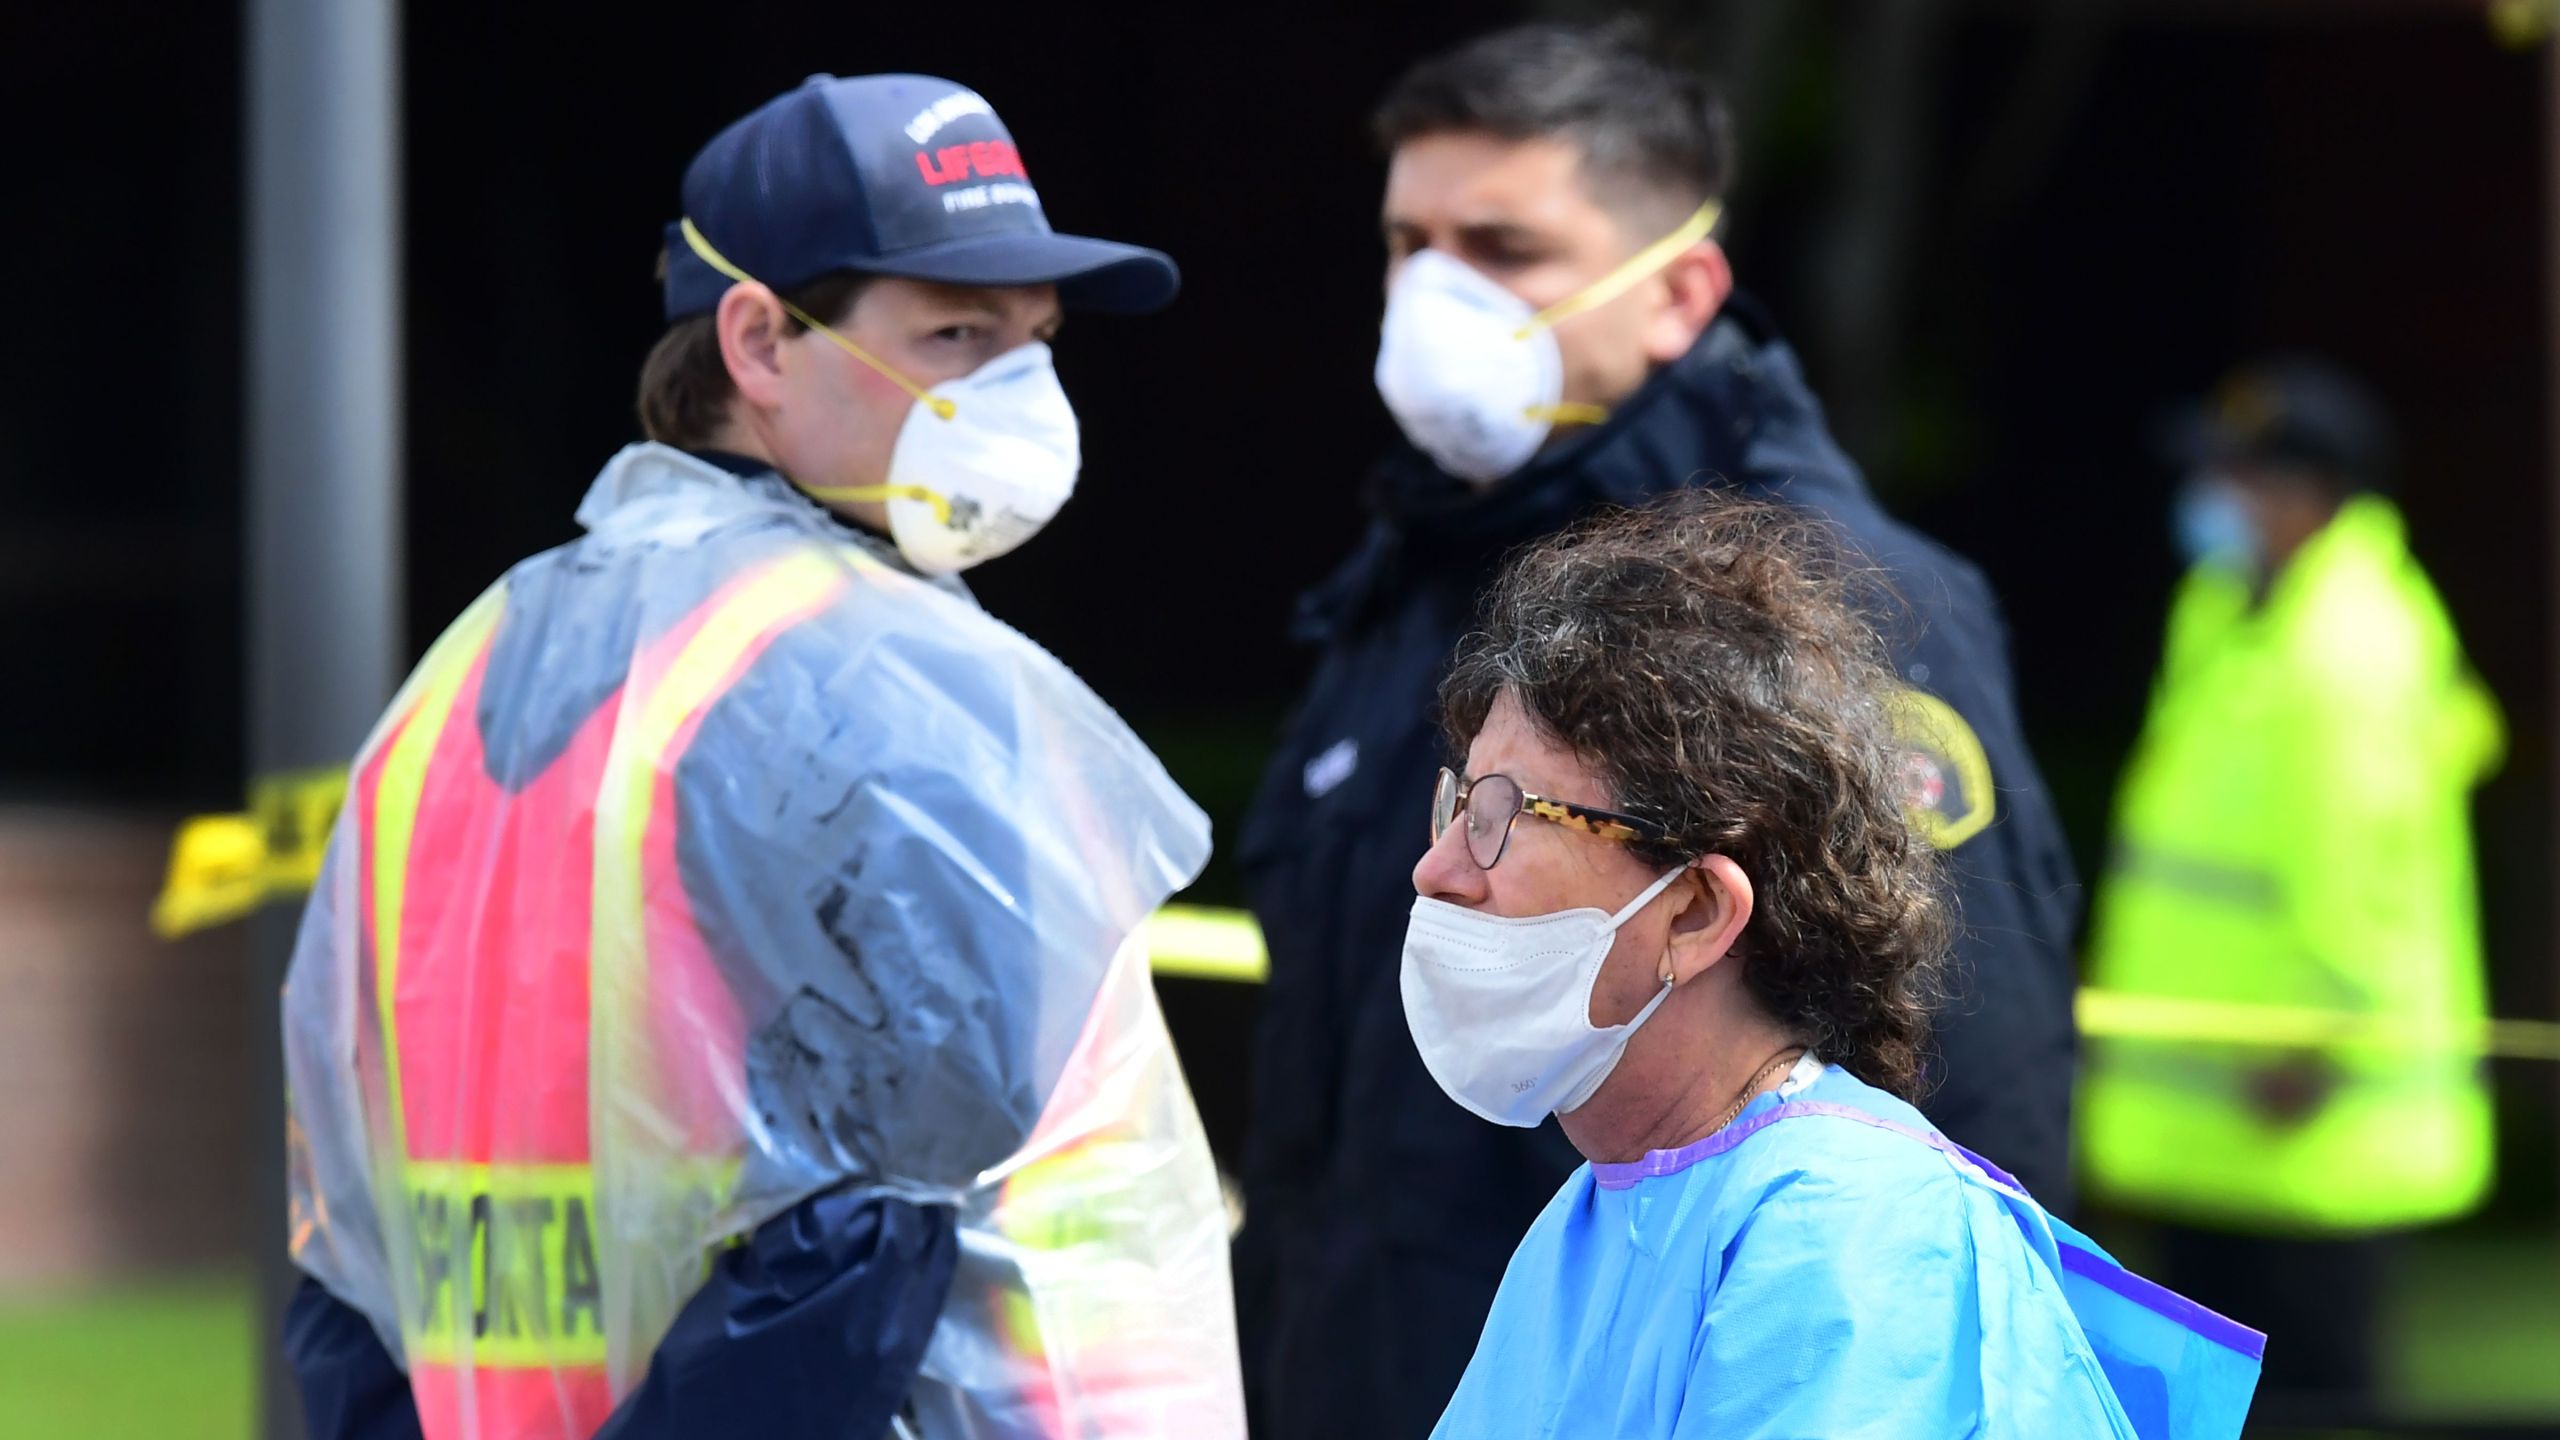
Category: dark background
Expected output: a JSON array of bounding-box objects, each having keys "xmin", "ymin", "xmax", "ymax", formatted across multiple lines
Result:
[{"xmin": 5, "ymin": 1, "xmax": 2552, "ymax": 1210}]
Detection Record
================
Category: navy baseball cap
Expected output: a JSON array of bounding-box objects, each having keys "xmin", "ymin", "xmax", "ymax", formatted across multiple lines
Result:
[
  {"xmin": 2163, "ymin": 356, "xmax": 2395, "ymax": 493},
  {"xmin": 663, "ymin": 73, "xmax": 1179, "ymax": 323}
]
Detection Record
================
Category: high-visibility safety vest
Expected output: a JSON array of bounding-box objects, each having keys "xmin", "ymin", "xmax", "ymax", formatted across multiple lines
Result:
[
  {"xmin": 283, "ymin": 445, "xmax": 1240, "ymax": 1440},
  {"xmin": 351, "ymin": 550, "xmax": 850, "ymax": 1437},
  {"xmin": 2081, "ymin": 495, "xmax": 2503, "ymax": 1235}
]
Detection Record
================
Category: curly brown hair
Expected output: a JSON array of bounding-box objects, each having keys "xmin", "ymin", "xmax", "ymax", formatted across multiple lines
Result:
[{"xmin": 1440, "ymin": 491, "xmax": 1949, "ymax": 1098}]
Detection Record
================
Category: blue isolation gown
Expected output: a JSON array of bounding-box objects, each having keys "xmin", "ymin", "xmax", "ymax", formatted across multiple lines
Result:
[{"xmin": 1431, "ymin": 1061, "xmax": 2261, "ymax": 1440}]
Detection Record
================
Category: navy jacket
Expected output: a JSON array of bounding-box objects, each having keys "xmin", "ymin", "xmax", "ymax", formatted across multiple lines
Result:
[
  {"xmin": 1233, "ymin": 300, "xmax": 2081, "ymax": 1440},
  {"xmin": 285, "ymin": 1187, "xmax": 955, "ymax": 1440}
]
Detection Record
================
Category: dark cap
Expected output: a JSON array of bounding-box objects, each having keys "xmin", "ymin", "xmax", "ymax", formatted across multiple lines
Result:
[
  {"xmin": 2166, "ymin": 356, "xmax": 2394, "ymax": 492},
  {"xmin": 662, "ymin": 73, "xmax": 1179, "ymax": 323}
]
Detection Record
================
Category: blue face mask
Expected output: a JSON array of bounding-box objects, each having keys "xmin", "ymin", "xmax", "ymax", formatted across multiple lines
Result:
[{"xmin": 2172, "ymin": 477, "xmax": 2261, "ymax": 570}]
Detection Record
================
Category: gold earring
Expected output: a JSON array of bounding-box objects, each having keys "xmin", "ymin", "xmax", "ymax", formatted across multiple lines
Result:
[{"xmin": 1659, "ymin": 952, "xmax": 1676, "ymax": 986}]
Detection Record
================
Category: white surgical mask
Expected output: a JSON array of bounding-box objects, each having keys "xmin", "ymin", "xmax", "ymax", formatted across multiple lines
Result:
[
  {"xmin": 676, "ymin": 219, "xmax": 1081, "ymax": 575},
  {"xmin": 1400, "ymin": 866, "xmax": 1688, "ymax": 1127},
  {"xmin": 1371, "ymin": 200, "xmax": 1722, "ymax": 485}
]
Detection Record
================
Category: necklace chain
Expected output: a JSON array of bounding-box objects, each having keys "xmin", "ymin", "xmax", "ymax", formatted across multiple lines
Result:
[{"xmin": 1708, "ymin": 1046, "xmax": 1808, "ymax": 1136}]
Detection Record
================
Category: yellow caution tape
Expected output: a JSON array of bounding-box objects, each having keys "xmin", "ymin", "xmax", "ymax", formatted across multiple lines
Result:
[
  {"xmin": 1138, "ymin": 907, "xmax": 2560, "ymax": 1063},
  {"xmin": 150, "ymin": 814, "xmax": 276, "ymax": 939},
  {"xmin": 152, "ymin": 768, "xmax": 350, "ymax": 939},
  {"xmin": 1139, "ymin": 904, "xmax": 1272, "ymax": 983},
  {"xmin": 250, "ymin": 767, "xmax": 352, "ymax": 891},
  {"xmin": 153, "ymin": 798, "xmax": 2560, "ymax": 1065}
]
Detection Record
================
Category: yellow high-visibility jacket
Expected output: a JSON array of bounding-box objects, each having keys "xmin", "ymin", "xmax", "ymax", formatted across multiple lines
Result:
[{"xmin": 2081, "ymin": 496, "xmax": 2502, "ymax": 1234}]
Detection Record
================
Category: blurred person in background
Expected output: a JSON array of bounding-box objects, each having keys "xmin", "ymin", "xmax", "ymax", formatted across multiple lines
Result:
[
  {"xmin": 279, "ymin": 73, "xmax": 1241, "ymax": 1440},
  {"xmin": 2080, "ymin": 357, "xmax": 2503, "ymax": 1412},
  {"xmin": 1232, "ymin": 21, "xmax": 2082, "ymax": 1437}
]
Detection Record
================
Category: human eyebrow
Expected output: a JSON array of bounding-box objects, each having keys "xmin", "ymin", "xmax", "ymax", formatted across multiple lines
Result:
[{"xmin": 1454, "ymin": 221, "xmax": 1547, "ymax": 256}]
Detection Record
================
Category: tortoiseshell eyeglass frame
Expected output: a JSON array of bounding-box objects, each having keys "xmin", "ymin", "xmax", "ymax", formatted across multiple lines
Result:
[{"xmin": 1431, "ymin": 766, "xmax": 1670, "ymax": 871}]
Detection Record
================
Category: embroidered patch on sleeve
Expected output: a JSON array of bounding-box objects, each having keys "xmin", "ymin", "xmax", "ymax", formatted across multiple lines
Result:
[{"xmin": 1889, "ymin": 690, "xmax": 1996, "ymax": 849}]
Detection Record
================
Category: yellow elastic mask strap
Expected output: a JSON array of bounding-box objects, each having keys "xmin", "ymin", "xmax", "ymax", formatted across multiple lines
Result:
[
  {"xmin": 678, "ymin": 218, "xmax": 957, "ymax": 422},
  {"xmin": 1525, "ymin": 401, "xmax": 1611, "ymax": 426},
  {"xmin": 1511, "ymin": 199, "xmax": 1723, "ymax": 341},
  {"xmin": 791, "ymin": 481, "xmax": 955, "ymax": 525}
]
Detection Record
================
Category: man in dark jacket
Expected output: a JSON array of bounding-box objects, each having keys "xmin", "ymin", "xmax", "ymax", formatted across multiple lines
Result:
[{"xmin": 1233, "ymin": 25, "xmax": 2081, "ymax": 1438}]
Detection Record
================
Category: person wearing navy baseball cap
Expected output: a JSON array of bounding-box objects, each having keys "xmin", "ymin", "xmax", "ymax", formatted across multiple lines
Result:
[
  {"xmin": 661, "ymin": 73, "xmax": 1178, "ymax": 323},
  {"xmin": 646, "ymin": 70, "xmax": 1180, "ymax": 574},
  {"xmin": 277, "ymin": 75, "xmax": 1244, "ymax": 1440}
]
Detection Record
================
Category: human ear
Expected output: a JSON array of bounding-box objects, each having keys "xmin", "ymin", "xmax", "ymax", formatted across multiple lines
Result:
[
  {"xmin": 716, "ymin": 283, "xmax": 793, "ymax": 409},
  {"xmin": 1640, "ymin": 240, "xmax": 1733, "ymax": 366},
  {"xmin": 1661, "ymin": 853, "xmax": 1753, "ymax": 985}
]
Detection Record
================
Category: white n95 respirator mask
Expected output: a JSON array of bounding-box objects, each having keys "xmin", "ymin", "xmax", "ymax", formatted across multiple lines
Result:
[
  {"xmin": 1399, "ymin": 866, "xmax": 1687, "ymax": 1127},
  {"xmin": 866, "ymin": 341, "xmax": 1081, "ymax": 576},
  {"xmin": 1374, "ymin": 249, "xmax": 1572, "ymax": 484},
  {"xmin": 1371, "ymin": 200, "xmax": 1723, "ymax": 485},
  {"xmin": 674, "ymin": 218, "xmax": 1081, "ymax": 576}
]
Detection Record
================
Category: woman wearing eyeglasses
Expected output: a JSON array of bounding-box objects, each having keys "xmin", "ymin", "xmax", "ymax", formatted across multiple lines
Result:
[{"xmin": 1407, "ymin": 494, "xmax": 2262, "ymax": 1440}]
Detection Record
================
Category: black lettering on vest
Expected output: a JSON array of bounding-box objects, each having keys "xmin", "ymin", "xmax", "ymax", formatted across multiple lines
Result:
[
  {"xmin": 494, "ymin": 1196, "xmax": 555, "ymax": 1339},
  {"xmin": 470, "ymin": 1192, "xmax": 494, "ymax": 1339},
  {"xmin": 412, "ymin": 1191, "xmax": 454, "ymax": 1332},
  {"xmin": 561, "ymin": 1195, "xmax": 601, "ymax": 1338}
]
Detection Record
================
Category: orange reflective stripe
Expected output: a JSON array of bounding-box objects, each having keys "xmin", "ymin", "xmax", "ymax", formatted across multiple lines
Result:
[{"xmin": 370, "ymin": 589, "xmax": 506, "ymax": 1159}]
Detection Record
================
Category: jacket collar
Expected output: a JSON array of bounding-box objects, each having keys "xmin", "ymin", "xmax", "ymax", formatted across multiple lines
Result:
[{"xmin": 573, "ymin": 442, "xmax": 951, "ymax": 590}]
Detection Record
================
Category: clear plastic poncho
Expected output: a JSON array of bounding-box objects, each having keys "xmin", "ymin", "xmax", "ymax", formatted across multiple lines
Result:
[{"xmin": 283, "ymin": 443, "xmax": 1242, "ymax": 1438}]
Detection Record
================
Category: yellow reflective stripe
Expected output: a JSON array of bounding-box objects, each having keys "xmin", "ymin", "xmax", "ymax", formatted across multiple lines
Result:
[
  {"xmin": 398, "ymin": 1156, "xmax": 743, "ymax": 1370},
  {"xmin": 2079, "ymin": 988, "xmax": 2560, "ymax": 1064},
  {"xmin": 595, "ymin": 548, "xmax": 847, "ymax": 973},
  {"xmin": 677, "ymin": 218, "xmax": 957, "ymax": 422},
  {"xmin": 589, "ymin": 549, "xmax": 848, "ymax": 1220},
  {"xmin": 1514, "ymin": 199, "xmax": 1722, "ymax": 338},
  {"xmin": 372, "ymin": 590, "xmax": 507, "ymax": 1159},
  {"xmin": 401, "ymin": 1160, "xmax": 605, "ymax": 1368}
]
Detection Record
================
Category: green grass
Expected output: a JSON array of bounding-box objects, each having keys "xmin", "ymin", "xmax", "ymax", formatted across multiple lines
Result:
[
  {"xmin": 0, "ymin": 1229, "xmax": 2550, "ymax": 1437},
  {"xmin": 0, "ymin": 1269, "xmax": 251, "ymax": 1440}
]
